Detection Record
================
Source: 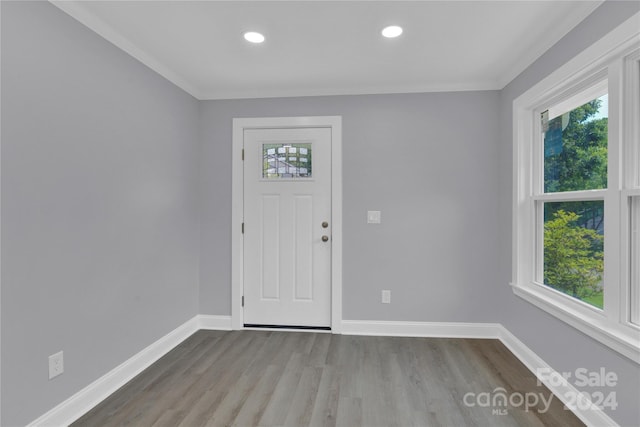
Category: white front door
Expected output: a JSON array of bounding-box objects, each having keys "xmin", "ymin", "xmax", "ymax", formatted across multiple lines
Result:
[{"xmin": 243, "ymin": 127, "xmax": 332, "ymax": 327}]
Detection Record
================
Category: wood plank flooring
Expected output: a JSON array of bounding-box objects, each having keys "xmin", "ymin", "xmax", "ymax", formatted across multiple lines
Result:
[{"xmin": 72, "ymin": 330, "xmax": 584, "ymax": 427}]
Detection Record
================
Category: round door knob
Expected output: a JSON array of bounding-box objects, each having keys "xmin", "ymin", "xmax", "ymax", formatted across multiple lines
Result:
[
  {"xmin": 322, "ymin": 221, "xmax": 329, "ymax": 228},
  {"xmin": 322, "ymin": 235, "xmax": 329, "ymax": 242}
]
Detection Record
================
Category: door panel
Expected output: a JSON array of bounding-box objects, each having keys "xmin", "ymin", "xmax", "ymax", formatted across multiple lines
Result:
[
  {"xmin": 243, "ymin": 127, "xmax": 331, "ymax": 327},
  {"xmin": 293, "ymin": 195, "xmax": 313, "ymax": 301},
  {"xmin": 261, "ymin": 195, "xmax": 280, "ymax": 300}
]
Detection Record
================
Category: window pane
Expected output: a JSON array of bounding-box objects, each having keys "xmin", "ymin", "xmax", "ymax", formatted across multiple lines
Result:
[
  {"xmin": 632, "ymin": 197, "xmax": 640, "ymax": 325},
  {"xmin": 544, "ymin": 94, "xmax": 608, "ymax": 193},
  {"xmin": 263, "ymin": 143, "xmax": 312, "ymax": 178},
  {"xmin": 637, "ymin": 60, "xmax": 640, "ymax": 189},
  {"xmin": 543, "ymin": 201, "xmax": 604, "ymax": 309}
]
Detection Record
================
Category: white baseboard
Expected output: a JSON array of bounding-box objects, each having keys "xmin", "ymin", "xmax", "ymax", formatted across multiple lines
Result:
[
  {"xmin": 497, "ymin": 325, "xmax": 618, "ymax": 427},
  {"xmin": 341, "ymin": 319, "xmax": 502, "ymax": 338},
  {"xmin": 27, "ymin": 317, "xmax": 617, "ymax": 427},
  {"xmin": 27, "ymin": 315, "xmax": 232, "ymax": 427},
  {"xmin": 196, "ymin": 314, "xmax": 232, "ymax": 330}
]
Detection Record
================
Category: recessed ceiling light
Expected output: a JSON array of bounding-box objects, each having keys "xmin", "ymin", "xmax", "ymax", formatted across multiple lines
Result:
[
  {"xmin": 244, "ymin": 31, "xmax": 265, "ymax": 44},
  {"xmin": 381, "ymin": 25, "xmax": 403, "ymax": 38}
]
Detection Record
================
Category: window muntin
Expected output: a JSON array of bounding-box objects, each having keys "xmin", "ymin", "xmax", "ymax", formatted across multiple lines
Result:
[{"xmin": 263, "ymin": 143, "xmax": 312, "ymax": 179}]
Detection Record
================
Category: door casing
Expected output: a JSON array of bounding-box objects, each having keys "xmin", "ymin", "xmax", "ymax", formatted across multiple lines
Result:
[{"xmin": 231, "ymin": 116, "xmax": 342, "ymax": 332}]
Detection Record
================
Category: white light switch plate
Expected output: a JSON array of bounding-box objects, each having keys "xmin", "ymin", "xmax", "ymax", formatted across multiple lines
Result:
[
  {"xmin": 367, "ymin": 210, "xmax": 381, "ymax": 224},
  {"xmin": 382, "ymin": 290, "xmax": 391, "ymax": 304}
]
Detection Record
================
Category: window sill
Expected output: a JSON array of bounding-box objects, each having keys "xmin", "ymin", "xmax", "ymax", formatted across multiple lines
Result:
[{"xmin": 511, "ymin": 283, "xmax": 640, "ymax": 363}]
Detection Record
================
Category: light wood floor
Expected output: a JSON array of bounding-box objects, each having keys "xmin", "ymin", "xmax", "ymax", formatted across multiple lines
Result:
[{"xmin": 72, "ymin": 330, "xmax": 584, "ymax": 427}]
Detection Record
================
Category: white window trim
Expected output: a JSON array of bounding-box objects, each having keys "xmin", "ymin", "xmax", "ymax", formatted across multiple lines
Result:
[{"xmin": 512, "ymin": 12, "xmax": 640, "ymax": 363}]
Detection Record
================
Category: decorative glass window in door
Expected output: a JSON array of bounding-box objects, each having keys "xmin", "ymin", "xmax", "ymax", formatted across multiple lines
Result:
[{"xmin": 263, "ymin": 143, "xmax": 312, "ymax": 178}]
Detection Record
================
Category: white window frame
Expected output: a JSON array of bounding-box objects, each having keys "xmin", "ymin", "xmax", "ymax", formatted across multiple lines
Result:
[{"xmin": 512, "ymin": 12, "xmax": 640, "ymax": 363}]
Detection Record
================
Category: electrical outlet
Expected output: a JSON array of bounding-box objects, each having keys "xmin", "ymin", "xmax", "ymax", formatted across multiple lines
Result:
[
  {"xmin": 49, "ymin": 351, "xmax": 64, "ymax": 380},
  {"xmin": 382, "ymin": 290, "xmax": 391, "ymax": 304}
]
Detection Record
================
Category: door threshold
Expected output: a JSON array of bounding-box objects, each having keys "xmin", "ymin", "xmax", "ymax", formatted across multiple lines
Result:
[{"xmin": 244, "ymin": 324, "xmax": 331, "ymax": 331}]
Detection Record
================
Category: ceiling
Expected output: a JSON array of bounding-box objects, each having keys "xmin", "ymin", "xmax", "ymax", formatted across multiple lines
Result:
[{"xmin": 50, "ymin": 1, "xmax": 604, "ymax": 100}]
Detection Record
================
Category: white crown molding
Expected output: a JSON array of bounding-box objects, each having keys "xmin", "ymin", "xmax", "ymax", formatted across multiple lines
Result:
[
  {"xmin": 199, "ymin": 81, "xmax": 501, "ymax": 101},
  {"xmin": 496, "ymin": 0, "xmax": 604, "ymax": 88},
  {"xmin": 48, "ymin": 0, "xmax": 201, "ymax": 99},
  {"xmin": 25, "ymin": 318, "xmax": 619, "ymax": 427},
  {"xmin": 48, "ymin": 0, "xmax": 501, "ymax": 100},
  {"xmin": 49, "ymin": 0, "xmax": 604, "ymax": 100}
]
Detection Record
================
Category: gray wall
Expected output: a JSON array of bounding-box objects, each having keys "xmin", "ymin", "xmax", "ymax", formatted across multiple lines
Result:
[
  {"xmin": 496, "ymin": 1, "xmax": 640, "ymax": 425},
  {"xmin": 3, "ymin": 0, "xmax": 639, "ymax": 425},
  {"xmin": 1, "ymin": 2, "xmax": 200, "ymax": 425},
  {"xmin": 199, "ymin": 91, "xmax": 502, "ymax": 322}
]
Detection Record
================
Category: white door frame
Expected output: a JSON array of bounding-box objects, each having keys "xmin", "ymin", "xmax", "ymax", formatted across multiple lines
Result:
[{"xmin": 231, "ymin": 116, "xmax": 342, "ymax": 333}]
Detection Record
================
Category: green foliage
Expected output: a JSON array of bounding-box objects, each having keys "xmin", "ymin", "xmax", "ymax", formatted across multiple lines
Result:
[
  {"xmin": 544, "ymin": 99, "xmax": 608, "ymax": 238},
  {"xmin": 544, "ymin": 210, "xmax": 604, "ymax": 306},
  {"xmin": 541, "ymin": 97, "xmax": 607, "ymax": 308},
  {"xmin": 583, "ymin": 291, "xmax": 604, "ymax": 309},
  {"xmin": 544, "ymin": 99, "xmax": 608, "ymax": 194}
]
